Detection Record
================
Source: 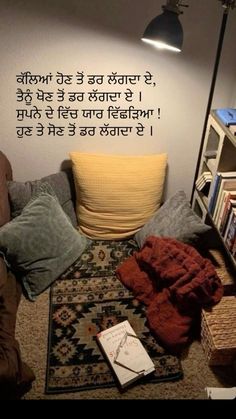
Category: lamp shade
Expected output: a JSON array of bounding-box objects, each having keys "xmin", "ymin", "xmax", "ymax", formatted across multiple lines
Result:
[{"xmin": 142, "ymin": 10, "xmax": 183, "ymax": 52}]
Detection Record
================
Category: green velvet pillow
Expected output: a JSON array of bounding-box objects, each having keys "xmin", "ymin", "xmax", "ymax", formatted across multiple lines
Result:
[
  {"xmin": 0, "ymin": 183, "xmax": 89, "ymax": 301},
  {"xmin": 7, "ymin": 170, "xmax": 77, "ymax": 227},
  {"xmin": 134, "ymin": 190, "xmax": 211, "ymax": 248}
]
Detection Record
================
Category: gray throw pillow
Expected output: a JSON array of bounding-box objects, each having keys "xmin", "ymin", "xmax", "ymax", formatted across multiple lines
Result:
[
  {"xmin": 7, "ymin": 170, "xmax": 77, "ymax": 227},
  {"xmin": 134, "ymin": 190, "xmax": 211, "ymax": 248},
  {"xmin": 0, "ymin": 183, "xmax": 89, "ymax": 301}
]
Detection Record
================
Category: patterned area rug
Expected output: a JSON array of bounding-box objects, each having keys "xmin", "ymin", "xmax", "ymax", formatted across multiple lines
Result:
[{"xmin": 46, "ymin": 239, "xmax": 183, "ymax": 394}]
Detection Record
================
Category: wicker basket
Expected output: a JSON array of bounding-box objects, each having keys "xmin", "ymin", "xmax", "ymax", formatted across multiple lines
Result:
[
  {"xmin": 208, "ymin": 249, "xmax": 235, "ymax": 295},
  {"xmin": 201, "ymin": 296, "xmax": 236, "ymax": 366}
]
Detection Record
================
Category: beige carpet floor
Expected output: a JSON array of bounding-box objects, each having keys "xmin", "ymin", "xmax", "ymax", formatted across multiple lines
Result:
[{"xmin": 15, "ymin": 286, "xmax": 236, "ymax": 400}]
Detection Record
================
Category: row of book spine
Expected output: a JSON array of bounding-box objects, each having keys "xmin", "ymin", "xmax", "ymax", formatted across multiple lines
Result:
[
  {"xmin": 208, "ymin": 171, "xmax": 236, "ymax": 260},
  {"xmin": 195, "ymin": 171, "xmax": 212, "ymax": 195}
]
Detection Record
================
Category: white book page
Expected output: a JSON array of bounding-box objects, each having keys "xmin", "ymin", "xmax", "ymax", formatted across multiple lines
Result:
[
  {"xmin": 97, "ymin": 320, "xmax": 155, "ymax": 387},
  {"xmin": 115, "ymin": 333, "xmax": 155, "ymax": 375}
]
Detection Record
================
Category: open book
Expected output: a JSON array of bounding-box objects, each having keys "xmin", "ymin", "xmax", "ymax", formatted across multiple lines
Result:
[{"xmin": 96, "ymin": 320, "xmax": 155, "ymax": 389}]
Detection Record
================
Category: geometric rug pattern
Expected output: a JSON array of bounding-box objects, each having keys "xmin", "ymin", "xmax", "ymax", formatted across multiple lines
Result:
[{"xmin": 46, "ymin": 239, "xmax": 183, "ymax": 394}]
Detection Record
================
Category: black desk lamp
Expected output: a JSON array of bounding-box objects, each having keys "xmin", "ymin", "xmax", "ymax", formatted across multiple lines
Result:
[{"xmin": 141, "ymin": 0, "xmax": 188, "ymax": 52}]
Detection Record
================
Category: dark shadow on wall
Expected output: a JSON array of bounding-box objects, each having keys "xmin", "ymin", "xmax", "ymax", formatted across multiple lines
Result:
[
  {"xmin": 2, "ymin": 0, "xmax": 235, "ymax": 102},
  {"xmin": 0, "ymin": 0, "xmax": 225, "ymax": 67},
  {"xmin": 60, "ymin": 159, "xmax": 72, "ymax": 171},
  {"xmin": 1, "ymin": 0, "xmax": 150, "ymax": 42}
]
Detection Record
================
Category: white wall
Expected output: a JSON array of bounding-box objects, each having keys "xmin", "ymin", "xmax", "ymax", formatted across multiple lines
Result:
[
  {"xmin": 212, "ymin": 7, "xmax": 236, "ymax": 109},
  {"xmin": 0, "ymin": 0, "xmax": 236, "ymax": 199}
]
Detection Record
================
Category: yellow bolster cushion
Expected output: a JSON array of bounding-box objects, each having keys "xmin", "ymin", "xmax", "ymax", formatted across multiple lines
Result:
[{"xmin": 69, "ymin": 152, "xmax": 167, "ymax": 240}]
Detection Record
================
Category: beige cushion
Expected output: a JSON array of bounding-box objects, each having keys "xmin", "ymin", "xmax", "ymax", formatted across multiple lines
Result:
[{"xmin": 69, "ymin": 152, "xmax": 167, "ymax": 240}]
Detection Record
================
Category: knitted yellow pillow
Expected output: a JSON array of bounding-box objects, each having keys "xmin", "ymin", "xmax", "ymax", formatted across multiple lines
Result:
[{"xmin": 69, "ymin": 152, "xmax": 167, "ymax": 240}]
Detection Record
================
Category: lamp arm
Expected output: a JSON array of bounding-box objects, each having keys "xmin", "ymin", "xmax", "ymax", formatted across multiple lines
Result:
[
  {"xmin": 163, "ymin": 0, "xmax": 188, "ymax": 14},
  {"xmin": 190, "ymin": 8, "xmax": 229, "ymax": 204},
  {"xmin": 219, "ymin": 0, "xmax": 235, "ymax": 9}
]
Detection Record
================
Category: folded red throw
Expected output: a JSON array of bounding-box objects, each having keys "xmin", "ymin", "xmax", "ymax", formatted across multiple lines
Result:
[{"xmin": 116, "ymin": 236, "xmax": 223, "ymax": 353}]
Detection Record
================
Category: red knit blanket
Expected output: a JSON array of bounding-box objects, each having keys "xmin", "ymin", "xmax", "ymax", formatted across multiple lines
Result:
[{"xmin": 116, "ymin": 236, "xmax": 223, "ymax": 353}]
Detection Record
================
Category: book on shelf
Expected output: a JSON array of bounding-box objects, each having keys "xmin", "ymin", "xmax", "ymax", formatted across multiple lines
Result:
[
  {"xmin": 96, "ymin": 320, "xmax": 155, "ymax": 389},
  {"xmin": 195, "ymin": 171, "xmax": 212, "ymax": 194},
  {"xmin": 208, "ymin": 171, "xmax": 236, "ymax": 217},
  {"xmin": 219, "ymin": 194, "xmax": 236, "ymax": 236},
  {"xmin": 224, "ymin": 208, "xmax": 236, "ymax": 253},
  {"xmin": 208, "ymin": 173, "xmax": 222, "ymax": 215},
  {"xmin": 213, "ymin": 177, "xmax": 236, "ymax": 225},
  {"xmin": 215, "ymin": 108, "xmax": 236, "ymax": 126},
  {"xmin": 215, "ymin": 190, "xmax": 229, "ymax": 228}
]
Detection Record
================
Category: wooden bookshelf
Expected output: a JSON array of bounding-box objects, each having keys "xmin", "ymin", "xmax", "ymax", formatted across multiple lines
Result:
[{"xmin": 192, "ymin": 110, "xmax": 236, "ymax": 270}]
